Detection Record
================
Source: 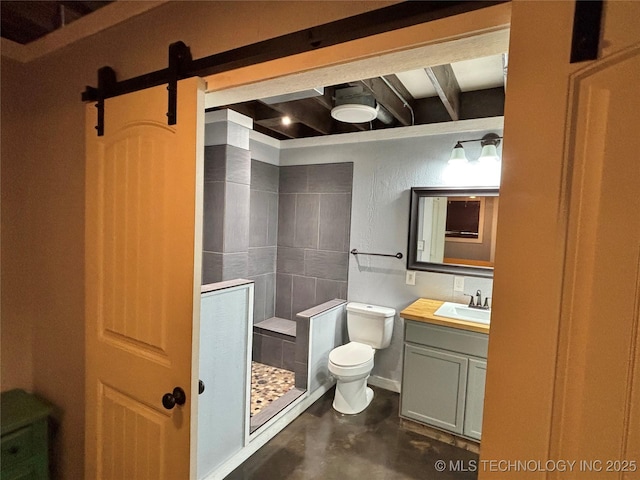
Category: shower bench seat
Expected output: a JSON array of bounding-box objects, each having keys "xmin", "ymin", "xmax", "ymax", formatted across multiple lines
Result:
[{"xmin": 253, "ymin": 317, "xmax": 296, "ymax": 370}]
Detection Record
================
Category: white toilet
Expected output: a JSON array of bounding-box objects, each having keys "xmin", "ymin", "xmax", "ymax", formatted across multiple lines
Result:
[{"xmin": 328, "ymin": 302, "xmax": 395, "ymax": 414}]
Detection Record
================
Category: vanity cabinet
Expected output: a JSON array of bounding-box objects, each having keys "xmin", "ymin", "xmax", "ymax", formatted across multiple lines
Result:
[
  {"xmin": 401, "ymin": 320, "xmax": 488, "ymax": 441},
  {"xmin": 463, "ymin": 358, "xmax": 487, "ymax": 439}
]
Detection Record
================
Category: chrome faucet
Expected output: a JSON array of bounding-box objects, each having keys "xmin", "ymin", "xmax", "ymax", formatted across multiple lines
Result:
[{"xmin": 465, "ymin": 290, "xmax": 490, "ymax": 310}]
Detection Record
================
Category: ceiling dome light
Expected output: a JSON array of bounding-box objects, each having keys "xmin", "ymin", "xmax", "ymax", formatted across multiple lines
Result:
[
  {"xmin": 281, "ymin": 116, "xmax": 292, "ymax": 125},
  {"xmin": 331, "ymin": 104, "xmax": 379, "ymax": 123},
  {"xmin": 448, "ymin": 142, "xmax": 468, "ymax": 164}
]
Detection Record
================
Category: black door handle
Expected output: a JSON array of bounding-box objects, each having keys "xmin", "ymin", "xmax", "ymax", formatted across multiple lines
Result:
[
  {"xmin": 162, "ymin": 387, "xmax": 186, "ymax": 410},
  {"xmin": 199, "ymin": 380, "xmax": 205, "ymax": 394}
]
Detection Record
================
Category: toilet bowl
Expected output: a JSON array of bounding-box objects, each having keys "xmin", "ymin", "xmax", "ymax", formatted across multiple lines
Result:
[
  {"xmin": 327, "ymin": 302, "xmax": 395, "ymax": 414},
  {"xmin": 328, "ymin": 342, "xmax": 375, "ymax": 414}
]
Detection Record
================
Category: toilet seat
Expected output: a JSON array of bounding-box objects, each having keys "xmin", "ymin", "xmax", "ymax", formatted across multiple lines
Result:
[
  {"xmin": 328, "ymin": 342, "xmax": 374, "ymax": 377},
  {"xmin": 329, "ymin": 342, "xmax": 374, "ymax": 366}
]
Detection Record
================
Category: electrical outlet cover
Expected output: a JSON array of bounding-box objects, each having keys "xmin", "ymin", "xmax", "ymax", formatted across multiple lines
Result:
[
  {"xmin": 454, "ymin": 276, "xmax": 465, "ymax": 292},
  {"xmin": 406, "ymin": 270, "xmax": 416, "ymax": 285}
]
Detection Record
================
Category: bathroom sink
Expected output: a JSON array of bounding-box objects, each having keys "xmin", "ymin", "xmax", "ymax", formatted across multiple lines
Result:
[{"xmin": 433, "ymin": 302, "xmax": 491, "ymax": 324}]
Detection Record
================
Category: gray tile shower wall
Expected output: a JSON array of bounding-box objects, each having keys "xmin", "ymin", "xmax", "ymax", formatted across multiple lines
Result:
[
  {"xmin": 275, "ymin": 163, "xmax": 353, "ymax": 320},
  {"xmin": 203, "ymin": 151, "xmax": 352, "ymax": 322},
  {"xmin": 248, "ymin": 159, "xmax": 279, "ymax": 323},
  {"xmin": 202, "ymin": 144, "xmax": 251, "ymax": 284}
]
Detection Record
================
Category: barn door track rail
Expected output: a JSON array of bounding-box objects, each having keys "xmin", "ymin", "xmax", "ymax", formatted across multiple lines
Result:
[{"xmin": 81, "ymin": 1, "xmax": 507, "ymax": 136}]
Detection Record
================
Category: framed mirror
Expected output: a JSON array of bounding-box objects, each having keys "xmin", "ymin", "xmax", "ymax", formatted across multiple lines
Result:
[{"xmin": 407, "ymin": 187, "xmax": 499, "ymax": 278}]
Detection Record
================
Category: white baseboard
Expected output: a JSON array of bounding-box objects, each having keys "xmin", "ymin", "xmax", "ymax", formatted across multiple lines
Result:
[{"xmin": 368, "ymin": 375, "xmax": 401, "ymax": 393}]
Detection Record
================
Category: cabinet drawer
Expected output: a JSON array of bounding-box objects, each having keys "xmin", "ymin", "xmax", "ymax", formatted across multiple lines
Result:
[
  {"xmin": 1, "ymin": 426, "xmax": 33, "ymax": 469},
  {"xmin": 1, "ymin": 461, "xmax": 44, "ymax": 480},
  {"xmin": 405, "ymin": 321, "xmax": 488, "ymax": 358}
]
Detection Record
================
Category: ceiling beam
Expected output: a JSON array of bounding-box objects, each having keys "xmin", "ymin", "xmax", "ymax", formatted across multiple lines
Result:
[
  {"xmin": 252, "ymin": 123, "xmax": 289, "ymax": 141},
  {"xmin": 255, "ymin": 120, "xmax": 321, "ymax": 140},
  {"xmin": 216, "ymin": 101, "xmax": 332, "ymax": 139},
  {"xmin": 0, "ymin": 2, "xmax": 55, "ymax": 43},
  {"xmin": 1, "ymin": 2, "xmax": 58, "ymax": 31},
  {"xmin": 357, "ymin": 77, "xmax": 413, "ymax": 126},
  {"xmin": 414, "ymin": 86, "xmax": 504, "ymax": 124},
  {"xmin": 262, "ymin": 98, "xmax": 333, "ymax": 135},
  {"xmin": 425, "ymin": 64, "xmax": 461, "ymax": 121},
  {"xmin": 254, "ymin": 119, "xmax": 296, "ymax": 139},
  {"xmin": 59, "ymin": 1, "xmax": 104, "ymax": 16},
  {"xmin": 307, "ymin": 85, "xmax": 332, "ymax": 109},
  {"xmin": 216, "ymin": 102, "xmax": 257, "ymax": 121},
  {"xmin": 383, "ymin": 74, "xmax": 415, "ymax": 105}
]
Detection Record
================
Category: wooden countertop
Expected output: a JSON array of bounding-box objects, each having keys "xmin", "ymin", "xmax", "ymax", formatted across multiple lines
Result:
[{"xmin": 400, "ymin": 298, "xmax": 490, "ymax": 335}]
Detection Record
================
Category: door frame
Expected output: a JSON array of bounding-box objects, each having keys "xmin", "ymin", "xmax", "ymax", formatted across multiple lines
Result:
[
  {"xmin": 197, "ymin": 0, "xmax": 509, "ymax": 448},
  {"xmin": 202, "ymin": 3, "xmax": 511, "ymax": 107}
]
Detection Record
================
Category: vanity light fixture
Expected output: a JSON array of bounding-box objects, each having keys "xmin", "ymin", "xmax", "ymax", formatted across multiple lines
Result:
[
  {"xmin": 448, "ymin": 133, "xmax": 502, "ymax": 164},
  {"xmin": 448, "ymin": 142, "xmax": 468, "ymax": 164}
]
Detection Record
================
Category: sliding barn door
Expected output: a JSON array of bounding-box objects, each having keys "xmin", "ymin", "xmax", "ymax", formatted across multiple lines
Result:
[
  {"xmin": 85, "ymin": 77, "xmax": 205, "ymax": 479},
  {"xmin": 482, "ymin": 2, "xmax": 640, "ymax": 478}
]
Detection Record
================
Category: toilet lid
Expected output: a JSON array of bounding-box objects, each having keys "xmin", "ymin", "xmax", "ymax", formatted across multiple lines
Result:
[{"xmin": 329, "ymin": 342, "xmax": 374, "ymax": 367}]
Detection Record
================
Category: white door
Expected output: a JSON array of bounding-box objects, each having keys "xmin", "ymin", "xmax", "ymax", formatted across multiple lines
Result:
[
  {"xmin": 85, "ymin": 77, "xmax": 205, "ymax": 479},
  {"xmin": 551, "ymin": 45, "xmax": 640, "ymax": 477},
  {"xmin": 482, "ymin": 1, "xmax": 640, "ymax": 477}
]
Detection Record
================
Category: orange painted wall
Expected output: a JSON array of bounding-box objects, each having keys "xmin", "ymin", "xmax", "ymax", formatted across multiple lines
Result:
[
  {"xmin": 1, "ymin": 56, "xmax": 35, "ymax": 393},
  {"xmin": 0, "ymin": 2, "xmax": 397, "ymax": 478}
]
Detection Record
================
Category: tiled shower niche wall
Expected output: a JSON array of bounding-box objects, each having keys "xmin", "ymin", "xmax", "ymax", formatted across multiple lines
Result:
[
  {"xmin": 275, "ymin": 163, "xmax": 352, "ymax": 320},
  {"xmin": 203, "ymin": 155, "xmax": 353, "ymax": 370},
  {"xmin": 252, "ymin": 162, "xmax": 352, "ymax": 369},
  {"xmin": 247, "ymin": 159, "xmax": 279, "ymax": 324}
]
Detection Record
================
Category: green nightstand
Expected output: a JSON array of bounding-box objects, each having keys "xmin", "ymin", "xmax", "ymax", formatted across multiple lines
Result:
[{"xmin": 1, "ymin": 389, "xmax": 53, "ymax": 480}]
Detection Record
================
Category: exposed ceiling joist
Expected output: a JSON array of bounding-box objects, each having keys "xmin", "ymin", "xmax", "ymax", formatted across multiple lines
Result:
[
  {"xmin": 0, "ymin": 1, "xmax": 113, "ymax": 45},
  {"xmin": 384, "ymin": 74, "xmax": 415, "ymax": 105},
  {"xmin": 209, "ymin": 44, "xmax": 506, "ymax": 140},
  {"xmin": 357, "ymin": 77, "xmax": 414, "ymax": 126},
  {"xmin": 255, "ymin": 120, "xmax": 306, "ymax": 140},
  {"xmin": 425, "ymin": 64, "xmax": 461, "ymax": 121},
  {"xmin": 222, "ymin": 97, "xmax": 367, "ymax": 138},
  {"xmin": 263, "ymin": 98, "xmax": 334, "ymax": 135},
  {"xmin": 60, "ymin": 1, "xmax": 104, "ymax": 16},
  {"xmin": 308, "ymin": 86, "xmax": 333, "ymax": 110}
]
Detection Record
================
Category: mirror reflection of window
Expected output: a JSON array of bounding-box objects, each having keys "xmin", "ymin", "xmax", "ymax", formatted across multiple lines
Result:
[
  {"xmin": 409, "ymin": 187, "xmax": 498, "ymax": 278},
  {"xmin": 416, "ymin": 197, "xmax": 446, "ymax": 263},
  {"xmin": 445, "ymin": 197, "xmax": 484, "ymax": 241},
  {"xmin": 444, "ymin": 197, "xmax": 498, "ymax": 268}
]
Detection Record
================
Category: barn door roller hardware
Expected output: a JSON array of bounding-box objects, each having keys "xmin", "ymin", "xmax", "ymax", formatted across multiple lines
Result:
[
  {"xmin": 83, "ymin": 41, "xmax": 191, "ymax": 136},
  {"xmin": 82, "ymin": 1, "xmax": 507, "ymax": 136},
  {"xmin": 570, "ymin": 0, "xmax": 603, "ymax": 63},
  {"xmin": 166, "ymin": 41, "xmax": 192, "ymax": 126}
]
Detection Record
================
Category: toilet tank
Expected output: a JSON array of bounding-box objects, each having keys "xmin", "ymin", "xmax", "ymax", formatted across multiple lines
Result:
[{"xmin": 346, "ymin": 302, "xmax": 396, "ymax": 349}]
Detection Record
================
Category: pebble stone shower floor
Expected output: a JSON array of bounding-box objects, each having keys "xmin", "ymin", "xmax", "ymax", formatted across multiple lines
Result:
[{"xmin": 250, "ymin": 362, "xmax": 295, "ymax": 416}]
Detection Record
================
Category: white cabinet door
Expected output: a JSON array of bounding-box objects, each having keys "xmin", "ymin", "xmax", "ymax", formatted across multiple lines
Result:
[
  {"xmin": 401, "ymin": 344, "xmax": 468, "ymax": 434},
  {"xmin": 464, "ymin": 358, "xmax": 487, "ymax": 440}
]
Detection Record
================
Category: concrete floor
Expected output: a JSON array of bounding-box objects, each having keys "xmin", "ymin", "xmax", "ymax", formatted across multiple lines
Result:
[{"xmin": 226, "ymin": 386, "xmax": 479, "ymax": 479}]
